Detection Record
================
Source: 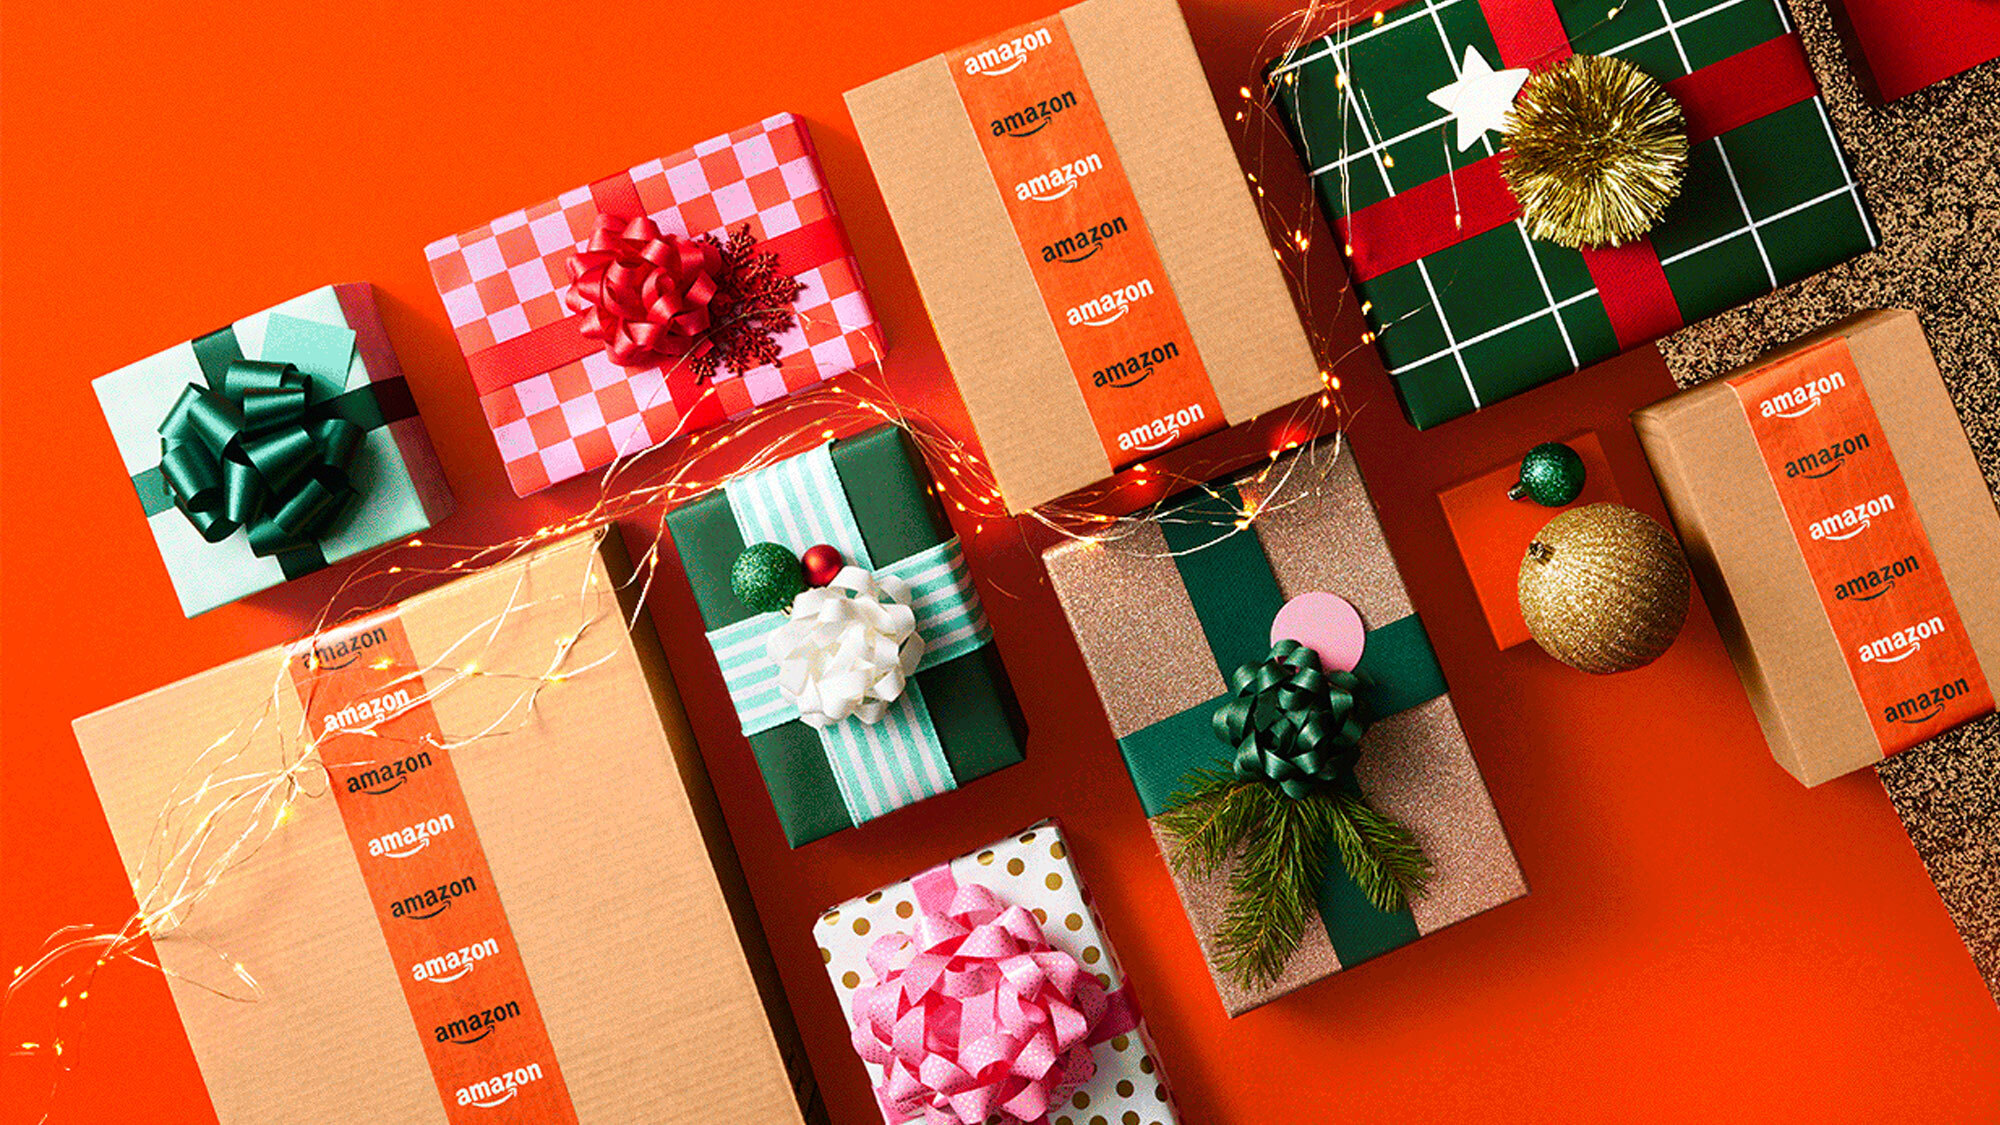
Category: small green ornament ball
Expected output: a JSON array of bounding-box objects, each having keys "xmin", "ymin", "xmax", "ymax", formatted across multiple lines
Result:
[
  {"xmin": 731, "ymin": 542, "xmax": 805, "ymax": 614},
  {"xmin": 1509, "ymin": 441, "xmax": 1588, "ymax": 507}
]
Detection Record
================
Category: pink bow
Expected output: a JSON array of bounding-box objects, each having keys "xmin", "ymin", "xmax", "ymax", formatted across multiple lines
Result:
[
  {"xmin": 851, "ymin": 868, "xmax": 1137, "ymax": 1125},
  {"xmin": 564, "ymin": 213, "xmax": 724, "ymax": 368}
]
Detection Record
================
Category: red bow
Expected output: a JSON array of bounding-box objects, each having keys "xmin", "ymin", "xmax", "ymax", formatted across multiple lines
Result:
[{"xmin": 564, "ymin": 214, "xmax": 725, "ymax": 369}]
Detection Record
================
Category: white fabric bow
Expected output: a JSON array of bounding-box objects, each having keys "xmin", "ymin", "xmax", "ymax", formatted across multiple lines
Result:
[{"xmin": 767, "ymin": 565, "xmax": 927, "ymax": 727}]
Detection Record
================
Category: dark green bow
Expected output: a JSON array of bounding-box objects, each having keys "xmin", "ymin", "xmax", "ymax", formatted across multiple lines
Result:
[
  {"xmin": 157, "ymin": 359, "xmax": 363, "ymax": 555},
  {"xmin": 1212, "ymin": 639, "xmax": 1367, "ymax": 799}
]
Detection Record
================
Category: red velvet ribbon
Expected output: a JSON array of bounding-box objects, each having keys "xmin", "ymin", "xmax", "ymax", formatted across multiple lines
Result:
[
  {"xmin": 850, "ymin": 866, "xmax": 1139, "ymax": 1125},
  {"xmin": 565, "ymin": 214, "xmax": 725, "ymax": 369},
  {"xmin": 1333, "ymin": 4, "xmax": 1822, "ymax": 349}
]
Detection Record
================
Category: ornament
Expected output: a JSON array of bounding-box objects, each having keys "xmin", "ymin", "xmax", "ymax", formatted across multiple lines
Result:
[
  {"xmin": 731, "ymin": 542, "xmax": 806, "ymax": 614},
  {"xmin": 1425, "ymin": 46, "xmax": 1532, "ymax": 152},
  {"xmin": 800, "ymin": 543, "xmax": 843, "ymax": 587},
  {"xmin": 1508, "ymin": 441, "xmax": 1587, "ymax": 507},
  {"xmin": 1518, "ymin": 503, "xmax": 1690, "ymax": 674},
  {"xmin": 766, "ymin": 566, "xmax": 925, "ymax": 727},
  {"xmin": 1502, "ymin": 54, "xmax": 1688, "ymax": 249}
]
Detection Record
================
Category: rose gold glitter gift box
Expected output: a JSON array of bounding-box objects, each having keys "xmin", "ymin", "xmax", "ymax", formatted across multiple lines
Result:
[{"xmin": 1043, "ymin": 443, "xmax": 1527, "ymax": 1014}]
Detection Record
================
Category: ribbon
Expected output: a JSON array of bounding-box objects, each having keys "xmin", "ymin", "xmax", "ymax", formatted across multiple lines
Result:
[
  {"xmin": 565, "ymin": 214, "xmax": 724, "ymax": 369},
  {"xmin": 1332, "ymin": 3, "xmax": 1822, "ymax": 348},
  {"xmin": 1116, "ymin": 484, "xmax": 1452, "ymax": 968},
  {"xmin": 156, "ymin": 359, "xmax": 363, "ymax": 556},
  {"xmin": 767, "ymin": 565, "xmax": 927, "ymax": 727},
  {"xmin": 701, "ymin": 440, "xmax": 998, "ymax": 831},
  {"xmin": 1213, "ymin": 639, "xmax": 1366, "ymax": 799},
  {"xmin": 462, "ymin": 167, "xmax": 852, "ymax": 399},
  {"xmin": 851, "ymin": 867, "xmax": 1137, "ymax": 1125}
]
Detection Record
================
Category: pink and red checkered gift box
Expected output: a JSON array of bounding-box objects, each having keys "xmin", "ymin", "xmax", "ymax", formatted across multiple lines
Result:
[{"xmin": 425, "ymin": 113, "xmax": 882, "ymax": 496}]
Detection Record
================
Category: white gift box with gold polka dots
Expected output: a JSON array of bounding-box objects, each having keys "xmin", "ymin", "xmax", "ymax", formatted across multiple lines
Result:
[{"xmin": 817, "ymin": 820, "xmax": 1179, "ymax": 1125}]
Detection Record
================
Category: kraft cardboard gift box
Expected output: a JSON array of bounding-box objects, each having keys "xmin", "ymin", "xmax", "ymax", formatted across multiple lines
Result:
[
  {"xmin": 1633, "ymin": 310, "xmax": 2000, "ymax": 786},
  {"xmin": 72, "ymin": 531, "xmax": 822, "ymax": 1124},
  {"xmin": 846, "ymin": 0, "xmax": 1323, "ymax": 513}
]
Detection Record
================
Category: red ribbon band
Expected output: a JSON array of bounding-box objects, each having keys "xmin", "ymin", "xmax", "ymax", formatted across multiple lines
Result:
[
  {"xmin": 463, "ymin": 169, "xmax": 851, "ymax": 401},
  {"xmin": 1332, "ymin": 5, "xmax": 1821, "ymax": 349}
]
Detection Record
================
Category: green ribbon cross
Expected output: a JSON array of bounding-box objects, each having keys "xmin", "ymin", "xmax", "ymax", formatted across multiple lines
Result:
[{"xmin": 1117, "ymin": 483, "xmax": 1450, "ymax": 970}]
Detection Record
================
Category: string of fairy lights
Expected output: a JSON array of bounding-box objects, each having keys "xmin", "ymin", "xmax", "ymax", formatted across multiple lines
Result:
[{"xmin": 6, "ymin": 1, "xmax": 1669, "ymax": 1116}]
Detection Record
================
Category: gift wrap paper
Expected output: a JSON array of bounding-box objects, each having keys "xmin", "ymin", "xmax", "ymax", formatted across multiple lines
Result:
[
  {"xmin": 667, "ymin": 427, "xmax": 1026, "ymax": 847},
  {"xmin": 1270, "ymin": 0, "xmax": 1877, "ymax": 429},
  {"xmin": 818, "ymin": 821, "xmax": 1178, "ymax": 1125},
  {"xmin": 93, "ymin": 283, "xmax": 453, "ymax": 616},
  {"xmin": 1649, "ymin": 0, "xmax": 2000, "ymax": 1005},
  {"xmin": 426, "ymin": 113, "xmax": 881, "ymax": 496},
  {"xmin": 1045, "ymin": 446, "xmax": 1526, "ymax": 1013}
]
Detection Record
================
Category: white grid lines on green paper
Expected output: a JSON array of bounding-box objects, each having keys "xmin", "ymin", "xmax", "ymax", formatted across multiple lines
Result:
[
  {"xmin": 1656, "ymin": 182, "xmax": 1863, "ymax": 266},
  {"xmin": 1423, "ymin": 0, "xmax": 1581, "ymax": 371},
  {"xmin": 1269, "ymin": 0, "xmax": 1472, "ymax": 79},
  {"xmin": 1332, "ymin": 32, "xmax": 1482, "ymax": 408},
  {"xmin": 1653, "ymin": 0, "xmax": 1776, "ymax": 289},
  {"xmin": 1767, "ymin": 1, "xmax": 1872, "ymax": 242},
  {"xmin": 724, "ymin": 443, "xmax": 872, "ymax": 568}
]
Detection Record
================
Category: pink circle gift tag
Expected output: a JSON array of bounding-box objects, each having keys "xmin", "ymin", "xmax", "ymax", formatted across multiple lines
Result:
[{"xmin": 1271, "ymin": 592, "xmax": 1366, "ymax": 673}]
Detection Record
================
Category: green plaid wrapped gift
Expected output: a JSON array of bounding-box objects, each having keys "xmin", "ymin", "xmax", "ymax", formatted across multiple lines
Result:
[{"xmin": 1270, "ymin": 0, "xmax": 1876, "ymax": 428}]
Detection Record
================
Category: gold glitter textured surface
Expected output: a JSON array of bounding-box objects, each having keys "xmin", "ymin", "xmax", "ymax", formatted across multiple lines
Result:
[
  {"xmin": 1044, "ymin": 446, "xmax": 1526, "ymax": 1014},
  {"xmin": 1655, "ymin": 4, "xmax": 1999, "ymax": 1003},
  {"xmin": 1517, "ymin": 503, "xmax": 1692, "ymax": 675}
]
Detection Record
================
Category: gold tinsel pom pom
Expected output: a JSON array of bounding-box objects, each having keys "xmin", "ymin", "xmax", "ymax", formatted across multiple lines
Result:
[
  {"xmin": 1518, "ymin": 503, "xmax": 1691, "ymax": 675},
  {"xmin": 1503, "ymin": 54, "xmax": 1688, "ymax": 249}
]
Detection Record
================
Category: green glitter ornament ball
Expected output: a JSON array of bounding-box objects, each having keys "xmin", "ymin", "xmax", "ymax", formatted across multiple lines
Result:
[
  {"xmin": 1509, "ymin": 442, "xmax": 1588, "ymax": 507},
  {"xmin": 731, "ymin": 542, "xmax": 806, "ymax": 614}
]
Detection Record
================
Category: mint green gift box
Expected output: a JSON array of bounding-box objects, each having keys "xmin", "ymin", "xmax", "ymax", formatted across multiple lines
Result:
[{"xmin": 93, "ymin": 284, "xmax": 454, "ymax": 616}]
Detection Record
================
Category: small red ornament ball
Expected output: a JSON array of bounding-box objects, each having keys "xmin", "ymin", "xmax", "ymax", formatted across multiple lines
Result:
[{"xmin": 801, "ymin": 544, "xmax": 844, "ymax": 587}]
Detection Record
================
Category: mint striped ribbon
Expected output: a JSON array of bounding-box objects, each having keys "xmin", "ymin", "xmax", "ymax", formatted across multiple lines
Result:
[{"xmin": 705, "ymin": 445, "xmax": 992, "ymax": 826}]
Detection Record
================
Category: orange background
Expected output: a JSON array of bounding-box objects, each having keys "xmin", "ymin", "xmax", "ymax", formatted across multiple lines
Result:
[{"xmin": 2, "ymin": 1, "xmax": 1997, "ymax": 1123}]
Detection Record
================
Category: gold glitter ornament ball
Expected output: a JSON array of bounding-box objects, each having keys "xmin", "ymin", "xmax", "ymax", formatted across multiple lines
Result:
[
  {"xmin": 1503, "ymin": 53, "xmax": 1688, "ymax": 249},
  {"xmin": 1518, "ymin": 503, "xmax": 1691, "ymax": 674}
]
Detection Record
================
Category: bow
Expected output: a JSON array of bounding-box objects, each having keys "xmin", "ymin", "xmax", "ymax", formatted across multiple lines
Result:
[
  {"xmin": 851, "ymin": 877, "xmax": 1125, "ymax": 1125},
  {"xmin": 767, "ymin": 565, "xmax": 926, "ymax": 728},
  {"xmin": 1212, "ymin": 639, "xmax": 1367, "ymax": 799},
  {"xmin": 157, "ymin": 360, "xmax": 363, "ymax": 556},
  {"xmin": 564, "ymin": 214, "xmax": 724, "ymax": 369}
]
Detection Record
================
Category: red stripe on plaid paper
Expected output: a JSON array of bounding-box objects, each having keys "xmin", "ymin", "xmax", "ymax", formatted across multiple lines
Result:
[
  {"xmin": 1665, "ymin": 33, "xmax": 1816, "ymax": 142},
  {"xmin": 462, "ymin": 217, "xmax": 853, "ymax": 397}
]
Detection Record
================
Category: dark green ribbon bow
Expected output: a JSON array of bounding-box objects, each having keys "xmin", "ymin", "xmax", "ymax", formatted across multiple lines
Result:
[
  {"xmin": 157, "ymin": 359, "xmax": 363, "ymax": 556},
  {"xmin": 1212, "ymin": 639, "xmax": 1367, "ymax": 799}
]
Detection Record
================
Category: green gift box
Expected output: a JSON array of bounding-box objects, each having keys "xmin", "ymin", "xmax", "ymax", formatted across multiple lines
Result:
[
  {"xmin": 93, "ymin": 284, "xmax": 454, "ymax": 616},
  {"xmin": 1270, "ymin": 0, "xmax": 1877, "ymax": 428},
  {"xmin": 667, "ymin": 426, "xmax": 1026, "ymax": 847}
]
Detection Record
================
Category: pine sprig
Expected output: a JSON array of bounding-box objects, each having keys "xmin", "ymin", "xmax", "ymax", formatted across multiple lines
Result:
[
  {"xmin": 1158, "ymin": 777, "xmax": 1434, "ymax": 991},
  {"xmin": 1154, "ymin": 768, "xmax": 1257, "ymax": 882},
  {"xmin": 1329, "ymin": 788, "xmax": 1433, "ymax": 913},
  {"xmin": 1212, "ymin": 788, "xmax": 1338, "ymax": 988}
]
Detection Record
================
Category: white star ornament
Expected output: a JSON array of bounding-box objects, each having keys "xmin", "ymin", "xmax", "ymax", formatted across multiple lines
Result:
[{"xmin": 1425, "ymin": 46, "xmax": 1532, "ymax": 152}]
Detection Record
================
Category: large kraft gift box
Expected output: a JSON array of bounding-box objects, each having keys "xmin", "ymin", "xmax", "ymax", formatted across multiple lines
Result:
[
  {"xmin": 1269, "ymin": 0, "xmax": 1878, "ymax": 430},
  {"xmin": 1633, "ymin": 310, "xmax": 2000, "ymax": 786},
  {"xmin": 71, "ymin": 531, "xmax": 821, "ymax": 1124},
  {"xmin": 93, "ymin": 283, "xmax": 454, "ymax": 616},
  {"xmin": 846, "ymin": 0, "xmax": 1322, "ymax": 513},
  {"xmin": 1044, "ymin": 444, "xmax": 1526, "ymax": 1014},
  {"xmin": 425, "ymin": 113, "xmax": 881, "ymax": 497},
  {"xmin": 666, "ymin": 426, "xmax": 1025, "ymax": 848}
]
